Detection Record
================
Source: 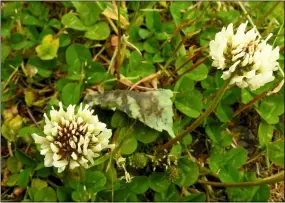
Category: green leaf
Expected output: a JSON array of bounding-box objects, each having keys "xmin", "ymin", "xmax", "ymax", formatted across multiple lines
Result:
[
  {"xmin": 114, "ymin": 188, "xmax": 137, "ymax": 201},
  {"xmin": 84, "ymin": 22, "xmax": 110, "ymax": 40},
  {"xmin": 224, "ymin": 171, "xmax": 265, "ymax": 201},
  {"xmin": 154, "ymin": 184, "xmax": 179, "ymax": 201},
  {"xmin": 19, "ymin": 126, "xmax": 45, "ymax": 137},
  {"xmin": 59, "ymin": 34, "xmax": 71, "ymax": 47},
  {"xmin": 251, "ymin": 185, "xmax": 270, "ymax": 201},
  {"xmin": 31, "ymin": 178, "xmax": 48, "ymax": 189},
  {"xmin": 1, "ymin": 44, "xmax": 11, "ymax": 62},
  {"xmin": 65, "ymin": 44, "xmax": 92, "ymax": 79},
  {"xmin": 85, "ymin": 171, "xmax": 106, "ymax": 191},
  {"xmin": 2, "ymin": 2, "xmax": 22, "ymax": 18},
  {"xmin": 241, "ymin": 88, "xmax": 254, "ymax": 104},
  {"xmin": 143, "ymin": 37, "xmax": 160, "ymax": 53},
  {"xmin": 27, "ymin": 57, "xmax": 55, "ymax": 78},
  {"xmin": 134, "ymin": 122, "xmax": 160, "ymax": 144},
  {"xmin": 85, "ymin": 171, "xmax": 106, "ymax": 185},
  {"xmin": 180, "ymin": 193, "xmax": 206, "ymax": 202},
  {"xmin": 205, "ymin": 124, "xmax": 232, "ymax": 147},
  {"xmin": 6, "ymin": 174, "xmax": 19, "ymax": 187},
  {"xmin": 267, "ymin": 140, "xmax": 284, "ymax": 167},
  {"xmin": 175, "ymin": 89, "xmax": 203, "ymax": 118},
  {"xmin": 90, "ymin": 153, "xmax": 110, "ymax": 167},
  {"xmin": 85, "ymin": 62, "xmax": 108, "ymax": 84},
  {"xmin": 219, "ymin": 165, "xmax": 242, "ymax": 183},
  {"xmin": 61, "ymin": 13, "xmax": 86, "ymax": 31},
  {"xmin": 57, "ymin": 187, "xmax": 71, "ymax": 202},
  {"xmin": 217, "ymin": 10, "xmax": 240, "ymax": 24},
  {"xmin": 7, "ymin": 156, "xmax": 22, "ymax": 174},
  {"xmin": 222, "ymin": 87, "xmax": 241, "ymax": 105},
  {"xmin": 72, "ymin": 2, "xmax": 102, "ymax": 26},
  {"xmin": 36, "ymin": 34, "xmax": 59, "ymax": 60},
  {"xmin": 170, "ymin": 144, "xmax": 182, "ymax": 157},
  {"xmin": 175, "ymin": 56, "xmax": 193, "ymax": 75},
  {"xmin": 36, "ymin": 167, "xmax": 52, "ymax": 178},
  {"xmin": 124, "ymin": 51, "xmax": 156, "ymax": 79},
  {"xmin": 10, "ymin": 33, "xmax": 35, "ymax": 50},
  {"xmin": 174, "ymin": 157, "xmax": 199, "ymax": 187},
  {"xmin": 127, "ymin": 176, "xmax": 149, "ymax": 194},
  {"xmin": 20, "ymin": 12, "xmax": 44, "ymax": 27},
  {"xmin": 47, "ymin": 18, "xmax": 62, "ymax": 30},
  {"xmin": 201, "ymin": 75, "xmax": 216, "ymax": 89},
  {"xmin": 174, "ymin": 72, "xmax": 202, "ymax": 118},
  {"xmin": 119, "ymin": 127, "xmax": 138, "ymax": 155},
  {"xmin": 15, "ymin": 149, "xmax": 37, "ymax": 167},
  {"xmin": 111, "ymin": 111, "xmax": 129, "ymax": 128},
  {"xmin": 170, "ymin": 2, "xmax": 192, "ymax": 27},
  {"xmin": 72, "ymin": 188, "xmax": 88, "ymax": 202},
  {"xmin": 258, "ymin": 121, "xmax": 274, "ymax": 149},
  {"xmin": 187, "ymin": 63, "xmax": 208, "ymax": 81},
  {"xmin": 209, "ymin": 147, "xmax": 248, "ymax": 173},
  {"xmin": 34, "ymin": 187, "xmax": 57, "ymax": 201},
  {"xmin": 257, "ymin": 95, "xmax": 284, "ymax": 124},
  {"xmin": 149, "ymin": 172, "xmax": 171, "ymax": 193},
  {"xmin": 138, "ymin": 28, "xmax": 151, "ymax": 39},
  {"xmin": 146, "ymin": 11, "xmax": 162, "ymax": 32},
  {"xmin": 225, "ymin": 147, "xmax": 248, "ymax": 169},
  {"xmin": 61, "ymin": 83, "xmax": 81, "ymax": 105},
  {"xmin": 18, "ymin": 168, "xmax": 33, "ymax": 188},
  {"xmin": 216, "ymin": 103, "xmax": 233, "ymax": 122},
  {"xmin": 28, "ymin": 2, "xmax": 47, "ymax": 17},
  {"xmin": 152, "ymin": 53, "xmax": 164, "ymax": 63}
]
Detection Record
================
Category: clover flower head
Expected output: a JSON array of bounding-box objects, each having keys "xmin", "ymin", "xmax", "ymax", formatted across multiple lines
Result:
[
  {"xmin": 32, "ymin": 102, "xmax": 114, "ymax": 173},
  {"xmin": 210, "ymin": 21, "xmax": 280, "ymax": 90}
]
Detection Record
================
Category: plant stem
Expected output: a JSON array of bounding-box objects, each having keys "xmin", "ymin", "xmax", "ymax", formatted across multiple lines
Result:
[
  {"xmin": 174, "ymin": 57, "xmax": 208, "ymax": 83},
  {"xmin": 158, "ymin": 75, "xmax": 234, "ymax": 152},
  {"xmin": 197, "ymin": 170, "xmax": 284, "ymax": 187},
  {"xmin": 47, "ymin": 179, "xmax": 59, "ymax": 188},
  {"xmin": 8, "ymin": 142, "xmax": 13, "ymax": 157},
  {"xmin": 232, "ymin": 79, "xmax": 284, "ymax": 118},
  {"xmin": 116, "ymin": 1, "xmax": 122, "ymax": 80}
]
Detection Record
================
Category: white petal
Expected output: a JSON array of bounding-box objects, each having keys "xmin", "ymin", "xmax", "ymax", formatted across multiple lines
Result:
[
  {"xmin": 88, "ymin": 124, "xmax": 95, "ymax": 132},
  {"xmin": 69, "ymin": 160, "xmax": 80, "ymax": 170},
  {"xmin": 46, "ymin": 135, "xmax": 54, "ymax": 142},
  {"xmin": 54, "ymin": 159, "xmax": 68, "ymax": 168},
  {"xmin": 57, "ymin": 166, "xmax": 66, "ymax": 173},
  {"xmin": 53, "ymin": 153, "xmax": 61, "ymax": 161},
  {"xmin": 71, "ymin": 152, "xmax": 78, "ymax": 160},
  {"xmin": 93, "ymin": 144, "xmax": 102, "ymax": 152},
  {"xmin": 44, "ymin": 153, "xmax": 53, "ymax": 167},
  {"xmin": 40, "ymin": 147, "xmax": 50, "ymax": 155},
  {"xmin": 66, "ymin": 105, "xmax": 75, "ymax": 120},
  {"xmin": 77, "ymin": 117, "xmax": 83, "ymax": 124},
  {"xmin": 69, "ymin": 140, "xmax": 75, "ymax": 149},
  {"xmin": 50, "ymin": 143, "xmax": 59, "ymax": 153},
  {"xmin": 92, "ymin": 135, "xmax": 98, "ymax": 143},
  {"xmin": 32, "ymin": 133, "xmax": 49, "ymax": 145}
]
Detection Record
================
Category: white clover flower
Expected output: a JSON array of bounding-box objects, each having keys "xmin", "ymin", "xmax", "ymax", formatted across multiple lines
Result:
[
  {"xmin": 210, "ymin": 21, "xmax": 280, "ymax": 90},
  {"xmin": 32, "ymin": 102, "xmax": 114, "ymax": 173}
]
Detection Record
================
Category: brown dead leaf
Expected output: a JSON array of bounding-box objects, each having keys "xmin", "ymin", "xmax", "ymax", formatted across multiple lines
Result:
[{"xmin": 102, "ymin": 5, "xmax": 129, "ymax": 27}]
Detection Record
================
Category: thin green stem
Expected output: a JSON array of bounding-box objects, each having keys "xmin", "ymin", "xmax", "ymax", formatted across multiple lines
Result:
[
  {"xmin": 158, "ymin": 74, "xmax": 234, "ymax": 152},
  {"xmin": 197, "ymin": 171, "xmax": 284, "ymax": 187},
  {"xmin": 8, "ymin": 142, "xmax": 13, "ymax": 157},
  {"xmin": 47, "ymin": 179, "xmax": 59, "ymax": 188},
  {"xmin": 116, "ymin": 1, "xmax": 122, "ymax": 80}
]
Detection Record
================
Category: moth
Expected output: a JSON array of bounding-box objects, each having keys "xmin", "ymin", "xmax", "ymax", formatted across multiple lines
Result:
[{"xmin": 84, "ymin": 89, "xmax": 175, "ymax": 137}]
